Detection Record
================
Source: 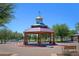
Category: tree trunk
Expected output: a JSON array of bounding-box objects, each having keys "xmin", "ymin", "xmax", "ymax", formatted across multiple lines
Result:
[
  {"xmin": 0, "ymin": 40, "xmax": 3, "ymax": 44},
  {"xmin": 78, "ymin": 36, "xmax": 79, "ymax": 43},
  {"xmin": 60, "ymin": 36, "xmax": 64, "ymax": 42},
  {"xmin": 4, "ymin": 39, "xmax": 7, "ymax": 44}
]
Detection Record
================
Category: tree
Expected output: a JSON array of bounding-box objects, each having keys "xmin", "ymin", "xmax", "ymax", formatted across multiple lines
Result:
[
  {"xmin": 0, "ymin": 29, "xmax": 23, "ymax": 44},
  {"xmin": 39, "ymin": 34, "xmax": 50, "ymax": 42},
  {"xmin": 75, "ymin": 22, "xmax": 79, "ymax": 42},
  {"xmin": 68, "ymin": 30, "xmax": 76, "ymax": 41},
  {"xmin": 10, "ymin": 31, "xmax": 23, "ymax": 41},
  {"xmin": 68, "ymin": 30, "xmax": 76, "ymax": 37},
  {"xmin": 0, "ymin": 4, "xmax": 14, "ymax": 43},
  {"xmin": 75, "ymin": 22, "xmax": 79, "ymax": 33},
  {"xmin": 52, "ymin": 24, "xmax": 69, "ymax": 42},
  {"xmin": 0, "ymin": 3, "xmax": 14, "ymax": 26},
  {"xmin": 0, "ymin": 28, "xmax": 11, "ymax": 44}
]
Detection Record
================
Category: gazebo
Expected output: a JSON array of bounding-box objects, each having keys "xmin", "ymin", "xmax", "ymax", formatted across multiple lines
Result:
[{"xmin": 23, "ymin": 13, "xmax": 55, "ymax": 45}]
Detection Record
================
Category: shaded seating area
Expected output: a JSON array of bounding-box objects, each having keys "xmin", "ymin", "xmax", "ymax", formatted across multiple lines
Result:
[{"xmin": 24, "ymin": 28, "xmax": 55, "ymax": 45}]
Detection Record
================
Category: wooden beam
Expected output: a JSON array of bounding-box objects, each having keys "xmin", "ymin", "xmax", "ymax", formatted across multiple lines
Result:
[
  {"xmin": 23, "ymin": 32, "xmax": 28, "ymax": 45},
  {"xmin": 49, "ymin": 33, "xmax": 52, "ymax": 44}
]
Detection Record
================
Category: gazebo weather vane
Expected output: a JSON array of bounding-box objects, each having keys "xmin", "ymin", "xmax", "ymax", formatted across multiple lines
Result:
[{"xmin": 38, "ymin": 11, "xmax": 41, "ymax": 16}]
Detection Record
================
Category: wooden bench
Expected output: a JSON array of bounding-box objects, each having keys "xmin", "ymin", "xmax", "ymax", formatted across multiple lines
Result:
[
  {"xmin": 63, "ymin": 45, "xmax": 77, "ymax": 55},
  {"xmin": 55, "ymin": 45, "xmax": 77, "ymax": 56},
  {"xmin": 64, "ymin": 45, "xmax": 76, "ymax": 49}
]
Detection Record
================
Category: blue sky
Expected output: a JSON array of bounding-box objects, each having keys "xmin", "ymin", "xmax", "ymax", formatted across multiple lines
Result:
[{"xmin": 6, "ymin": 3, "xmax": 79, "ymax": 33}]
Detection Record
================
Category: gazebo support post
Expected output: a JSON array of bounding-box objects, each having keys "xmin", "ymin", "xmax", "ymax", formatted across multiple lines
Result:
[
  {"xmin": 24, "ymin": 32, "xmax": 28, "ymax": 45},
  {"xmin": 52, "ymin": 33, "xmax": 56, "ymax": 45},
  {"xmin": 38, "ymin": 34, "xmax": 41, "ymax": 45},
  {"xmin": 49, "ymin": 33, "xmax": 52, "ymax": 44}
]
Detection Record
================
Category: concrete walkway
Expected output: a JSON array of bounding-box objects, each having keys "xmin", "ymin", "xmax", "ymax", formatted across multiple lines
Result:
[{"xmin": 0, "ymin": 42, "xmax": 79, "ymax": 56}]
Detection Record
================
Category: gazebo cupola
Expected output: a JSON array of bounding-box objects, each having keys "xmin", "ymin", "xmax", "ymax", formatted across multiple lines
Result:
[
  {"xmin": 31, "ymin": 12, "xmax": 48, "ymax": 28},
  {"xmin": 36, "ymin": 16, "xmax": 43, "ymax": 24},
  {"xmin": 36, "ymin": 11, "xmax": 43, "ymax": 24}
]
